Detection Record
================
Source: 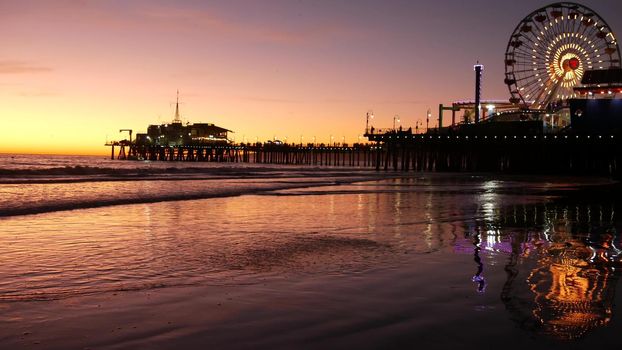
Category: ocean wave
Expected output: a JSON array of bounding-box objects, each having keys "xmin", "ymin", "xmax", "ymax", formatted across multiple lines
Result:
[
  {"xmin": 0, "ymin": 165, "xmax": 257, "ymax": 176},
  {"xmin": 0, "ymin": 177, "xmax": 377, "ymax": 218},
  {"xmin": 0, "ymin": 165, "xmax": 379, "ymax": 184}
]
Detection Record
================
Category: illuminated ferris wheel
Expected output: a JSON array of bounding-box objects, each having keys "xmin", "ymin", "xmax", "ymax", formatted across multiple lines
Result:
[{"xmin": 504, "ymin": 2, "xmax": 621, "ymax": 109}]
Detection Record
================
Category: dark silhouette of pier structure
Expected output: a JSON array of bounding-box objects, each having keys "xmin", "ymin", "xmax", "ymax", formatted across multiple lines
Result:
[{"xmin": 108, "ymin": 126, "xmax": 622, "ymax": 177}]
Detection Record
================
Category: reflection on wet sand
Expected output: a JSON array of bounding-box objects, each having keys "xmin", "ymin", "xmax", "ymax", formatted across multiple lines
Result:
[
  {"xmin": 474, "ymin": 201, "xmax": 622, "ymax": 340},
  {"xmin": 528, "ymin": 239, "xmax": 617, "ymax": 340}
]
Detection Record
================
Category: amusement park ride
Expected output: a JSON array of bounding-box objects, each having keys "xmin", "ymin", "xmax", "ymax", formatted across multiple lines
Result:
[
  {"xmin": 438, "ymin": 2, "xmax": 622, "ymax": 135},
  {"xmin": 505, "ymin": 2, "xmax": 620, "ymax": 108}
]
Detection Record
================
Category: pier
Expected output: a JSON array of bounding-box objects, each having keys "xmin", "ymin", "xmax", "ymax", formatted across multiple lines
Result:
[{"xmin": 107, "ymin": 129, "xmax": 622, "ymax": 177}]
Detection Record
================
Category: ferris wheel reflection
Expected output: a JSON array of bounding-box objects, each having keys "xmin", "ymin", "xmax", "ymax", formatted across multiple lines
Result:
[{"xmin": 468, "ymin": 200, "xmax": 622, "ymax": 340}]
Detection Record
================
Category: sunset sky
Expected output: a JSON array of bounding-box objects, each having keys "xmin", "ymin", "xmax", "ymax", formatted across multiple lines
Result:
[{"xmin": 1, "ymin": 0, "xmax": 621, "ymax": 155}]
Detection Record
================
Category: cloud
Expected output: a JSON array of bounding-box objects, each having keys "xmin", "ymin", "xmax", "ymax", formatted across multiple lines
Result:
[
  {"xmin": 1, "ymin": 2, "xmax": 352, "ymax": 46},
  {"xmin": 138, "ymin": 7, "xmax": 306, "ymax": 45},
  {"xmin": 0, "ymin": 61, "xmax": 52, "ymax": 74}
]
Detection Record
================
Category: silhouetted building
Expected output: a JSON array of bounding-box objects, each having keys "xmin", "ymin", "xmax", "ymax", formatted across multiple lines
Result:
[{"xmin": 134, "ymin": 92, "xmax": 232, "ymax": 147}]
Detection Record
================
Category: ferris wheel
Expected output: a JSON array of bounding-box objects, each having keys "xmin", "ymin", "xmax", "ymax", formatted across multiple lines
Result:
[{"xmin": 504, "ymin": 2, "xmax": 621, "ymax": 109}]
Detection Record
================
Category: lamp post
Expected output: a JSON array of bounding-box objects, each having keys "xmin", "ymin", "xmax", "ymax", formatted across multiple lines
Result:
[
  {"xmin": 393, "ymin": 115, "xmax": 401, "ymax": 131},
  {"xmin": 300, "ymin": 135, "xmax": 304, "ymax": 145},
  {"xmin": 366, "ymin": 110, "xmax": 374, "ymax": 134},
  {"xmin": 313, "ymin": 136, "xmax": 316, "ymax": 146},
  {"xmin": 426, "ymin": 109, "xmax": 431, "ymax": 132},
  {"xmin": 330, "ymin": 134, "xmax": 334, "ymax": 146}
]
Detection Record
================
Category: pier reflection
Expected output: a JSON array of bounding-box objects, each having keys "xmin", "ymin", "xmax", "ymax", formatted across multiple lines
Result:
[{"xmin": 472, "ymin": 200, "xmax": 621, "ymax": 340}]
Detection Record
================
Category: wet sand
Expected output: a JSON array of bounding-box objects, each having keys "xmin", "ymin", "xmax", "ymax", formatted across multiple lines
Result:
[
  {"xmin": 5, "ymin": 259, "xmax": 621, "ymax": 350},
  {"xmin": 2, "ymin": 175, "xmax": 622, "ymax": 349}
]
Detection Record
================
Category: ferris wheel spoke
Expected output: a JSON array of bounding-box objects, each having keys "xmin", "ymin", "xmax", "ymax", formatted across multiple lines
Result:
[
  {"xmin": 533, "ymin": 24, "xmax": 554, "ymax": 43},
  {"xmin": 521, "ymin": 78, "xmax": 549, "ymax": 92},
  {"xmin": 513, "ymin": 48, "xmax": 547, "ymax": 60},
  {"xmin": 511, "ymin": 50, "xmax": 541, "ymax": 59},
  {"xmin": 522, "ymin": 30, "xmax": 548, "ymax": 51},
  {"xmin": 564, "ymin": 16, "xmax": 573, "ymax": 34},
  {"xmin": 521, "ymin": 86, "xmax": 543, "ymax": 100},
  {"xmin": 524, "ymin": 84, "xmax": 547, "ymax": 102},
  {"xmin": 514, "ymin": 74, "xmax": 547, "ymax": 83},
  {"xmin": 509, "ymin": 67, "xmax": 548, "ymax": 75},
  {"xmin": 511, "ymin": 53, "xmax": 543, "ymax": 63},
  {"xmin": 522, "ymin": 76, "xmax": 551, "ymax": 90},
  {"xmin": 578, "ymin": 20, "xmax": 594, "ymax": 38},
  {"xmin": 535, "ymin": 78, "xmax": 561, "ymax": 105},
  {"xmin": 584, "ymin": 24, "xmax": 603, "ymax": 45}
]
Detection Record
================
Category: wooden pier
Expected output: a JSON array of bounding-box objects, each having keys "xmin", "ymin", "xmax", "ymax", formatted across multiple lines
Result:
[
  {"xmin": 108, "ymin": 130, "xmax": 622, "ymax": 176},
  {"xmin": 365, "ymin": 131, "xmax": 621, "ymax": 175}
]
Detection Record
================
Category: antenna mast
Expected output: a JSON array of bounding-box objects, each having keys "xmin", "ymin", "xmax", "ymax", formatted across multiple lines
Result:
[{"xmin": 173, "ymin": 89, "xmax": 182, "ymax": 124}]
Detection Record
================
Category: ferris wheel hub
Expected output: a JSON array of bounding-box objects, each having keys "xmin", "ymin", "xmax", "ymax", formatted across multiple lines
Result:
[{"xmin": 564, "ymin": 57, "xmax": 581, "ymax": 72}]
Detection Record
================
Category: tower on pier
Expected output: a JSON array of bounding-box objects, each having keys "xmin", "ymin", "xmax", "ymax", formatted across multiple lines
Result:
[{"xmin": 474, "ymin": 62, "xmax": 483, "ymax": 123}]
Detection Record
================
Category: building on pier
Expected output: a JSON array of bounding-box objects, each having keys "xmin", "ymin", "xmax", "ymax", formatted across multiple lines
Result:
[
  {"xmin": 135, "ymin": 122, "xmax": 231, "ymax": 147},
  {"xmin": 569, "ymin": 68, "xmax": 622, "ymax": 134},
  {"xmin": 134, "ymin": 91, "xmax": 232, "ymax": 148}
]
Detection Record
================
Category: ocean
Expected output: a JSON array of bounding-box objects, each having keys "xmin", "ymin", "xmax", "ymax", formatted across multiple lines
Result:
[{"xmin": 0, "ymin": 154, "xmax": 621, "ymax": 349}]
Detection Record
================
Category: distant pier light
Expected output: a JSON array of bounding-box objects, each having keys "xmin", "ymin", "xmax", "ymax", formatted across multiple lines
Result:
[
  {"xmin": 393, "ymin": 115, "xmax": 401, "ymax": 130},
  {"xmin": 426, "ymin": 109, "xmax": 431, "ymax": 131},
  {"xmin": 366, "ymin": 110, "xmax": 375, "ymax": 134}
]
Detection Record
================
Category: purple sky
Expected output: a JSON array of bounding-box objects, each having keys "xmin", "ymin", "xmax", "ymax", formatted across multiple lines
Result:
[{"xmin": 1, "ymin": 0, "xmax": 621, "ymax": 154}]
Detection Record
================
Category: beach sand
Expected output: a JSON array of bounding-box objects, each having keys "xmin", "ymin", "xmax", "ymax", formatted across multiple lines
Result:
[{"xmin": 1, "ymin": 176, "xmax": 622, "ymax": 349}]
